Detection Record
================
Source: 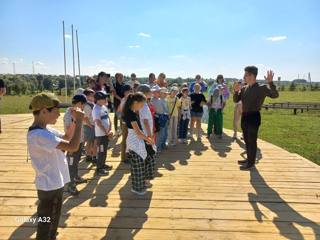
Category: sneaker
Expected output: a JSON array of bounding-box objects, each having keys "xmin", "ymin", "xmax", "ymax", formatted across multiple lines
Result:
[
  {"xmin": 240, "ymin": 164, "xmax": 255, "ymax": 171},
  {"xmin": 97, "ymin": 168, "xmax": 109, "ymax": 176},
  {"xmin": 103, "ymin": 164, "xmax": 113, "ymax": 171},
  {"xmin": 131, "ymin": 188, "xmax": 146, "ymax": 196},
  {"xmin": 74, "ymin": 176, "xmax": 88, "ymax": 184},
  {"xmin": 238, "ymin": 159, "xmax": 248, "ymax": 165},
  {"xmin": 145, "ymin": 180, "xmax": 152, "ymax": 188},
  {"xmin": 67, "ymin": 184, "xmax": 79, "ymax": 196}
]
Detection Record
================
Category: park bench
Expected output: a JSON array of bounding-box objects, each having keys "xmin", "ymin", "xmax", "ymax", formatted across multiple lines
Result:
[{"xmin": 262, "ymin": 102, "xmax": 320, "ymax": 115}]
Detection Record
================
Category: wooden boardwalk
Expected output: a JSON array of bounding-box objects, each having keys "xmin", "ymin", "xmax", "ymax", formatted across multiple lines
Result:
[{"xmin": 0, "ymin": 113, "xmax": 319, "ymax": 240}]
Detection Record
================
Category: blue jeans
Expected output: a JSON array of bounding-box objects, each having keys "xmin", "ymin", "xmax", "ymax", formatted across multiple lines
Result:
[{"xmin": 156, "ymin": 122, "xmax": 168, "ymax": 151}]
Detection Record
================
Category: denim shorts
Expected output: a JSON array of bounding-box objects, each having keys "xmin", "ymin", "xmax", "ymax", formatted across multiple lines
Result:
[
  {"xmin": 83, "ymin": 125, "xmax": 95, "ymax": 143},
  {"xmin": 191, "ymin": 111, "xmax": 203, "ymax": 118}
]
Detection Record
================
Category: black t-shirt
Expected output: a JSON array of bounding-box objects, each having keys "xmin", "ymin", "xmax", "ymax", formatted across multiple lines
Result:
[
  {"xmin": 124, "ymin": 110, "xmax": 142, "ymax": 129},
  {"xmin": 0, "ymin": 79, "xmax": 4, "ymax": 88},
  {"xmin": 190, "ymin": 93, "xmax": 206, "ymax": 113},
  {"xmin": 113, "ymin": 82, "xmax": 124, "ymax": 105}
]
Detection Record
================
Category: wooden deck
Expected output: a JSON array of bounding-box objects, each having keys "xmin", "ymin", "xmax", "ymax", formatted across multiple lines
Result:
[{"xmin": 0, "ymin": 113, "xmax": 319, "ymax": 240}]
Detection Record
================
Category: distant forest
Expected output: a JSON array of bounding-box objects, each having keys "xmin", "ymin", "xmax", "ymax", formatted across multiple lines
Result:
[{"xmin": 0, "ymin": 73, "xmax": 319, "ymax": 95}]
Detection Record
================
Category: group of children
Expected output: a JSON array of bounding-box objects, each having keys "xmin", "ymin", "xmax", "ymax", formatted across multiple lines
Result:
[{"xmin": 26, "ymin": 72, "xmax": 234, "ymax": 240}]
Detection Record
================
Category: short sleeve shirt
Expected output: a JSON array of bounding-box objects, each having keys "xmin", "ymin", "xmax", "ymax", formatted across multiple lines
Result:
[
  {"xmin": 83, "ymin": 102, "xmax": 94, "ymax": 125},
  {"xmin": 63, "ymin": 107, "xmax": 84, "ymax": 142},
  {"xmin": 92, "ymin": 104, "xmax": 110, "ymax": 137},
  {"xmin": 125, "ymin": 110, "xmax": 142, "ymax": 129},
  {"xmin": 167, "ymin": 97, "xmax": 181, "ymax": 117},
  {"xmin": 190, "ymin": 93, "xmax": 207, "ymax": 113},
  {"xmin": 139, "ymin": 103, "xmax": 153, "ymax": 135},
  {"xmin": 27, "ymin": 127, "xmax": 70, "ymax": 191}
]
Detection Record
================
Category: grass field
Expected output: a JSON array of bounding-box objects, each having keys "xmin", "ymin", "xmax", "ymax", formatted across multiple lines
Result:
[{"xmin": 1, "ymin": 91, "xmax": 320, "ymax": 165}]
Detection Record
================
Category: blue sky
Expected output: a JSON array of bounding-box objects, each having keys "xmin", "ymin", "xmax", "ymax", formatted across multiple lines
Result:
[{"xmin": 0, "ymin": 0, "xmax": 319, "ymax": 81}]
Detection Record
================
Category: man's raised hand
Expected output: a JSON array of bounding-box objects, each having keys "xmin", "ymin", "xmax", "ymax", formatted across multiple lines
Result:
[{"xmin": 264, "ymin": 70, "xmax": 274, "ymax": 84}]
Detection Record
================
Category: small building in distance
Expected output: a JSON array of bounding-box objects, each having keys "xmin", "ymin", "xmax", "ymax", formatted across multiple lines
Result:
[{"xmin": 292, "ymin": 79, "xmax": 308, "ymax": 84}]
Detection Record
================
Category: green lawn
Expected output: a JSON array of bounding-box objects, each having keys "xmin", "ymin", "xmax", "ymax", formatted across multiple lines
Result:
[
  {"xmin": 0, "ymin": 95, "xmax": 71, "ymax": 114},
  {"xmin": 1, "ymin": 92, "xmax": 320, "ymax": 165}
]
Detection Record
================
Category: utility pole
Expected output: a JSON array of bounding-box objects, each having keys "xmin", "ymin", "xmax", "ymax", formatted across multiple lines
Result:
[
  {"xmin": 76, "ymin": 29, "xmax": 81, "ymax": 87},
  {"xmin": 62, "ymin": 20, "xmax": 68, "ymax": 102},
  {"xmin": 32, "ymin": 61, "xmax": 35, "ymax": 74},
  {"xmin": 12, "ymin": 62, "xmax": 16, "ymax": 75},
  {"xmin": 71, "ymin": 24, "xmax": 76, "ymax": 94}
]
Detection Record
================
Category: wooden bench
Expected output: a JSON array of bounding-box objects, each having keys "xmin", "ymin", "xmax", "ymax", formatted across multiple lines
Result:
[{"xmin": 262, "ymin": 102, "xmax": 320, "ymax": 114}]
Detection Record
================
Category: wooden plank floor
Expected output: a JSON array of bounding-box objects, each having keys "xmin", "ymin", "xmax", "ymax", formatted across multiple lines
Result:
[{"xmin": 0, "ymin": 113, "xmax": 319, "ymax": 240}]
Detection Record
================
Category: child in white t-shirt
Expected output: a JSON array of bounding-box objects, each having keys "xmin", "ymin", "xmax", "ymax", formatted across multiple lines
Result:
[
  {"xmin": 92, "ymin": 91, "xmax": 113, "ymax": 176},
  {"xmin": 27, "ymin": 92, "xmax": 84, "ymax": 240}
]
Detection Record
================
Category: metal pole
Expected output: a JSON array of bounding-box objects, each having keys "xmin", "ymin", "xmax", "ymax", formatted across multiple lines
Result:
[
  {"xmin": 76, "ymin": 29, "xmax": 81, "ymax": 87},
  {"xmin": 32, "ymin": 61, "xmax": 35, "ymax": 74},
  {"xmin": 71, "ymin": 24, "xmax": 76, "ymax": 94},
  {"xmin": 12, "ymin": 62, "xmax": 16, "ymax": 74},
  {"xmin": 63, "ymin": 21, "xmax": 68, "ymax": 103}
]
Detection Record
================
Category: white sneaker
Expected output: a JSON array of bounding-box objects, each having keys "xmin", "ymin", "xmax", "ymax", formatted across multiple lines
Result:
[{"xmin": 131, "ymin": 188, "xmax": 146, "ymax": 196}]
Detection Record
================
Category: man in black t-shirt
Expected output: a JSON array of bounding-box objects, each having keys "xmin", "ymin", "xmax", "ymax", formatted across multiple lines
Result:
[{"xmin": 113, "ymin": 73, "xmax": 125, "ymax": 134}]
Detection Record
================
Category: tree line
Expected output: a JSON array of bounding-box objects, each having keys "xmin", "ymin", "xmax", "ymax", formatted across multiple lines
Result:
[{"xmin": 0, "ymin": 73, "xmax": 319, "ymax": 96}]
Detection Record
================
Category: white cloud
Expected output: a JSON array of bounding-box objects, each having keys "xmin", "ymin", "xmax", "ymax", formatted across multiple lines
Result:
[
  {"xmin": 34, "ymin": 61, "xmax": 44, "ymax": 66},
  {"xmin": 0, "ymin": 57, "xmax": 9, "ymax": 64},
  {"xmin": 138, "ymin": 32, "xmax": 151, "ymax": 38},
  {"xmin": 128, "ymin": 45, "xmax": 140, "ymax": 49},
  {"xmin": 266, "ymin": 36, "xmax": 287, "ymax": 42},
  {"xmin": 65, "ymin": 34, "xmax": 71, "ymax": 39}
]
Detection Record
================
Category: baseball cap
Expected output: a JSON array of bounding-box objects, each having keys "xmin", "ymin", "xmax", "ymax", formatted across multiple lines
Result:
[
  {"xmin": 151, "ymin": 85, "xmax": 161, "ymax": 92},
  {"xmin": 75, "ymin": 88, "xmax": 85, "ymax": 95},
  {"xmin": 72, "ymin": 94, "xmax": 87, "ymax": 104},
  {"xmin": 170, "ymin": 86, "xmax": 179, "ymax": 92},
  {"xmin": 137, "ymin": 84, "xmax": 151, "ymax": 94},
  {"xmin": 160, "ymin": 87, "xmax": 169, "ymax": 94},
  {"xmin": 122, "ymin": 84, "xmax": 132, "ymax": 94},
  {"xmin": 29, "ymin": 92, "xmax": 61, "ymax": 112},
  {"xmin": 181, "ymin": 87, "xmax": 189, "ymax": 93},
  {"xmin": 97, "ymin": 71, "xmax": 111, "ymax": 78},
  {"xmin": 94, "ymin": 91, "xmax": 108, "ymax": 101}
]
